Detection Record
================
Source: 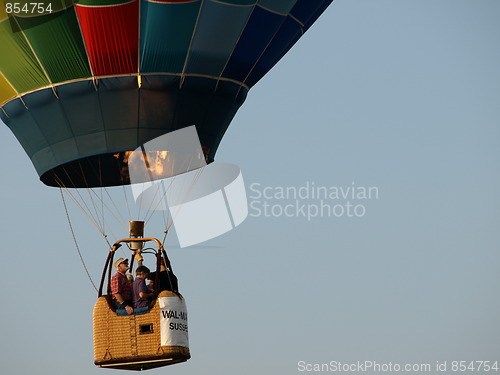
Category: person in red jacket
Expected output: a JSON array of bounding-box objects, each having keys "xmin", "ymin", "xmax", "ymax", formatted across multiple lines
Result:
[{"xmin": 111, "ymin": 258, "xmax": 133, "ymax": 315}]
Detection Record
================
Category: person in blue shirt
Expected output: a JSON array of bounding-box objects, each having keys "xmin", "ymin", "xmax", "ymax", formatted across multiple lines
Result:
[{"xmin": 132, "ymin": 266, "xmax": 154, "ymax": 313}]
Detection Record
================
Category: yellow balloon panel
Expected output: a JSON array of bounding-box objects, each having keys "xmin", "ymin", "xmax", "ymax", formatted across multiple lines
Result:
[
  {"xmin": 0, "ymin": 72, "xmax": 17, "ymax": 105},
  {"xmin": 0, "ymin": 3, "xmax": 7, "ymax": 20}
]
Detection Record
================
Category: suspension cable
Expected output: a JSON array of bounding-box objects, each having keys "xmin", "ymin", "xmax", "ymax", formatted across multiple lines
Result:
[
  {"xmin": 60, "ymin": 188, "xmax": 98, "ymax": 292},
  {"xmin": 143, "ymin": 156, "xmax": 205, "ymax": 228},
  {"xmin": 54, "ymin": 174, "xmax": 109, "ymax": 240},
  {"xmin": 122, "ymin": 185, "xmax": 132, "ymax": 219},
  {"xmin": 161, "ymin": 229, "xmax": 168, "ymax": 248},
  {"xmin": 165, "ymin": 166, "xmax": 205, "ymax": 232}
]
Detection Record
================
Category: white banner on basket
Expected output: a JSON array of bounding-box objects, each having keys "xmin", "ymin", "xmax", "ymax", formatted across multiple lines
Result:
[{"xmin": 159, "ymin": 296, "xmax": 189, "ymax": 347}]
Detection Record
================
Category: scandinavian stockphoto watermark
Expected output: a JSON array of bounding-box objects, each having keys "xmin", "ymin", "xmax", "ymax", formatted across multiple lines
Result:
[
  {"xmin": 128, "ymin": 126, "xmax": 248, "ymax": 248},
  {"xmin": 297, "ymin": 360, "xmax": 500, "ymax": 373},
  {"xmin": 248, "ymin": 181, "xmax": 379, "ymax": 221}
]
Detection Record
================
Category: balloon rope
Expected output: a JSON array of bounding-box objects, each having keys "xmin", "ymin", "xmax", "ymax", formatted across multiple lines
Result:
[
  {"xmin": 137, "ymin": 178, "xmax": 147, "ymax": 220},
  {"xmin": 99, "ymin": 160, "xmax": 105, "ymax": 236},
  {"xmin": 78, "ymin": 162, "xmax": 104, "ymax": 231},
  {"xmin": 143, "ymin": 156, "xmax": 204, "ymax": 228},
  {"xmin": 101, "ymin": 187, "xmax": 105, "ymax": 237},
  {"xmin": 84, "ymin": 187, "xmax": 104, "ymax": 231},
  {"xmin": 162, "ymin": 229, "xmax": 168, "ymax": 248},
  {"xmin": 59, "ymin": 188, "xmax": 98, "ymax": 292},
  {"xmin": 93, "ymin": 187, "xmax": 128, "ymax": 237},
  {"xmin": 141, "ymin": 155, "xmax": 174, "ymax": 224},
  {"xmin": 163, "ymin": 165, "xmax": 202, "ymax": 231},
  {"xmin": 53, "ymin": 172, "xmax": 123, "ymax": 249},
  {"xmin": 53, "ymin": 174, "xmax": 108, "ymax": 239},
  {"xmin": 122, "ymin": 185, "xmax": 132, "ymax": 219},
  {"xmin": 142, "ymin": 174, "xmax": 175, "ymax": 226},
  {"xmin": 164, "ymin": 166, "xmax": 205, "ymax": 233},
  {"xmin": 55, "ymin": 168, "xmax": 108, "ymax": 235},
  {"xmin": 142, "ymin": 179, "xmax": 168, "ymax": 224}
]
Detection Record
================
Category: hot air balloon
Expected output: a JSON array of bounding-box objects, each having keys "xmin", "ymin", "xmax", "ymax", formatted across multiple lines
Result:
[{"xmin": 0, "ymin": 0, "xmax": 333, "ymax": 370}]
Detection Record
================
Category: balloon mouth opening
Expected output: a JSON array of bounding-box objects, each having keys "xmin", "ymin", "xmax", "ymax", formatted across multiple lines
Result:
[{"xmin": 40, "ymin": 151, "xmax": 213, "ymax": 189}]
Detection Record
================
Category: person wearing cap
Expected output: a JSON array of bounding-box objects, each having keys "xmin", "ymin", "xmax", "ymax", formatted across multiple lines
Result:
[{"xmin": 111, "ymin": 258, "xmax": 134, "ymax": 315}]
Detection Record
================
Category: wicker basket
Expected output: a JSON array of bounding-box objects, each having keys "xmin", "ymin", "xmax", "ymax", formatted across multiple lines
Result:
[{"xmin": 93, "ymin": 290, "xmax": 190, "ymax": 371}]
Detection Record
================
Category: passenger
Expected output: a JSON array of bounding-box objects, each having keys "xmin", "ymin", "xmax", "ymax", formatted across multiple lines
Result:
[
  {"xmin": 133, "ymin": 266, "xmax": 154, "ymax": 313},
  {"xmin": 111, "ymin": 258, "xmax": 134, "ymax": 315},
  {"xmin": 147, "ymin": 278, "xmax": 154, "ymax": 291},
  {"xmin": 148, "ymin": 262, "xmax": 179, "ymax": 293}
]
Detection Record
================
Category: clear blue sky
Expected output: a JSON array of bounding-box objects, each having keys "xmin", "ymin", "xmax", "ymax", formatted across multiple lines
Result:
[{"xmin": 2, "ymin": 1, "xmax": 500, "ymax": 374}]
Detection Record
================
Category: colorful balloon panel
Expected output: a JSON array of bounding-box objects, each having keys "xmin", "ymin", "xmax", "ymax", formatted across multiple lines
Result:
[
  {"xmin": 140, "ymin": 0, "xmax": 200, "ymax": 74},
  {"xmin": 75, "ymin": 0, "xmax": 139, "ymax": 76},
  {"xmin": 16, "ymin": 9, "xmax": 91, "ymax": 83}
]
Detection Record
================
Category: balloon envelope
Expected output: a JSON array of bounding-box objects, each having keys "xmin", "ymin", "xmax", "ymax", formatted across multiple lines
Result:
[{"xmin": 0, "ymin": 0, "xmax": 333, "ymax": 188}]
